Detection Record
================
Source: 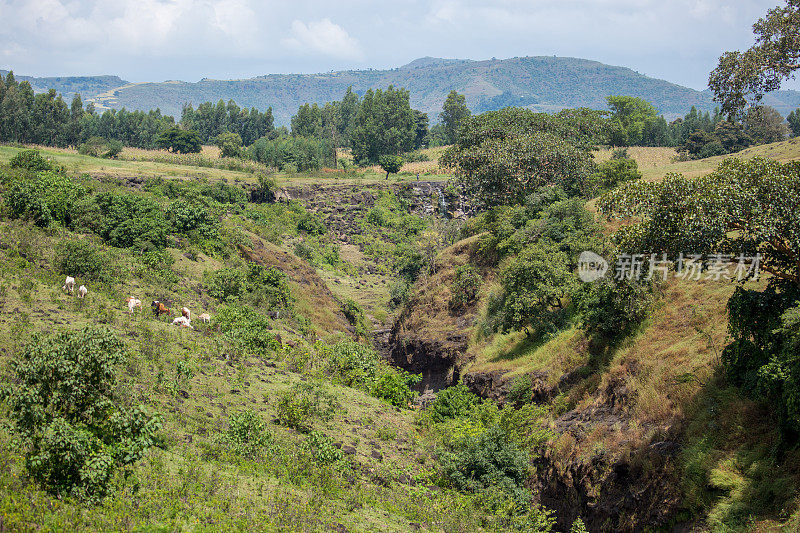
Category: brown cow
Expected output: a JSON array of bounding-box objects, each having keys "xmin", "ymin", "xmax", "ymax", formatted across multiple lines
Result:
[{"xmin": 151, "ymin": 300, "xmax": 171, "ymax": 318}]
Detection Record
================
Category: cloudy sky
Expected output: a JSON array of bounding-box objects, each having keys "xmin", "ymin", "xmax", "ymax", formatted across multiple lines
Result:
[{"xmin": 0, "ymin": 0, "xmax": 792, "ymax": 90}]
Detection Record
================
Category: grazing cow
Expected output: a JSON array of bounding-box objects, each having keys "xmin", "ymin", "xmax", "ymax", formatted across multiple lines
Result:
[
  {"xmin": 77, "ymin": 285, "xmax": 88, "ymax": 298},
  {"xmin": 126, "ymin": 297, "xmax": 143, "ymax": 314},
  {"xmin": 181, "ymin": 307, "xmax": 191, "ymax": 320},
  {"xmin": 151, "ymin": 300, "xmax": 171, "ymax": 318},
  {"xmin": 172, "ymin": 316, "xmax": 193, "ymax": 329},
  {"xmin": 198, "ymin": 313, "xmax": 211, "ymax": 323},
  {"xmin": 63, "ymin": 276, "xmax": 75, "ymax": 294}
]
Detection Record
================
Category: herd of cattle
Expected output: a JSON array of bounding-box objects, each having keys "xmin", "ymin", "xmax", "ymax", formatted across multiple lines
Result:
[{"xmin": 63, "ymin": 276, "xmax": 211, "ymax": 330}]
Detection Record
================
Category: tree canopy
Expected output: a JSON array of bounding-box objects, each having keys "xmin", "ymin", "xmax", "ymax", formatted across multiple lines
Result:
[
  {"xmin": 440, "ymin": 90, "xmax": 471, "ymax": 145},
  {"xmin": 441, "ymin": 107, "xmax": 607, "ymax": 207},
  {"xmin": 708, "ymin": 0, "xmax": 800, "ymax": 118}
]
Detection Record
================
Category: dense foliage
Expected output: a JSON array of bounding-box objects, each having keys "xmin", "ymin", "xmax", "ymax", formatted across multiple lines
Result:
[
  {"xmin": 599, "ymin": 157, "xmax": 800, "ymax": 435},
  {"xmin": 1, "ymin": 327, "xmax": 160, "ymax": 500},
  {"xmin": 442, "ymin": 107, "xmax": 607, "ymax": 206}
]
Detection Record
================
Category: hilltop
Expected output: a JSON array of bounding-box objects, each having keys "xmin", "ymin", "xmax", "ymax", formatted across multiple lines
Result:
[{"xmin": 8, "ymin": 56, "xmax": 800, "ymax": 125}]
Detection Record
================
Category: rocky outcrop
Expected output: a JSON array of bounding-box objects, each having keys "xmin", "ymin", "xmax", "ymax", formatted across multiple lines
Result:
[
  {"xmin": 387, "ymin": 323, "xmax": 467, "ymax": 392},
  {"xmin": 532, "ymin": 378, "xmax": 684, "ymax": 532}
]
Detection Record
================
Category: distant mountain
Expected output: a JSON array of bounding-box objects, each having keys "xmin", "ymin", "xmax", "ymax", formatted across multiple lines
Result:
[
  {"xmin": 6, "ymin": 57, "xmax": 800, "ymax": 125},
  {"xmin": 0, "ymin": 70, "xmax": 128, "ymax": 104}
]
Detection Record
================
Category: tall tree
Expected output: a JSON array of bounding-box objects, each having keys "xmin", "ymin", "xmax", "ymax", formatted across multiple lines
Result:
[
  {"xmin": 605, "ymin": 95, "xmax": 659, "ymax": 146},
  {"xmin": 709, "ymin": 0, "xmax": 800, "ymax": 118},
  {"xmin": 439, "ymin": 90, "xmax": 471, "ymax": 145},
  {"xmin": 349, "ymin": 86, "xmax": 417, "ymax": 164},
  {"xmin": 788, "ymin": 108, "xmax": 800, "ymax": 136},
  {"xmin": 744, "ymin": 105, "xmax": 788, "ymax": 144}
]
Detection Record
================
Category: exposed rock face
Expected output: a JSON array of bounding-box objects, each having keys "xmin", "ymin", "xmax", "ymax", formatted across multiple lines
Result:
[
  {"xmin": 387, "ymin": 314, "xmax": 467, "ymax": 392},
  {"xmin": 532, "ymin": 378, "xmax": 684, "ymax": 532}
]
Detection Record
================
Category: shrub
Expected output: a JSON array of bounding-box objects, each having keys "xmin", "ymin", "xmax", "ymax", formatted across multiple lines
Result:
[
  {"xmin": 102, "ymin": 140, "xmax": 124, "ymax": 159},
  {"xmin": 370, "ymin": 370, "xmax": 420, "ymax": 408},
  {"xmin": 9, "ymin": 149, "xmax": 52, "ymax": 171},
  {"xmin": 55, "ymin": 239, "xmax": 116, "ymax": 282},
  {"xmin": 167, "ymin": 199, "xmax": 220, "ymax": 240},
  {"xmin": 439, "ymin": 425, "xmax": 530, "ymax": 504},
  {"xmin": 302, "ymin": 430, "xmax": 344, "ymax": 465},
  {"xmin": 426, "ymin": 382, "xmax": 480, "ymax": 423},
  {"xmin": 201, "ymin": 181, "xmax": 248, "ymax": 204},
  {"xmin": 389, "ymin": 279, "xmax": 411, "ymax": 308},
  {"xmin": 297, "ymin": 212, "xmax": 326, "ymax": 236},
  {"xmin": 95, "ymin": 193, "xmax": 169, "ymax": 250},
  {"xmin": 1, "ymin": 327, "xmax": 160, "ymax": 500},
  {"xmin": 276, "ymin": 381, "xmax": 338, "ymax": 431},
  {"xmin": 214, "ymin": 305, "xmax": 282, "ymax": 357},
  {"xmin": 450, "ymin": 264, "xmax": 482, "ymax": 310},
  {"xmin": 207, "ymin": 268, "xmax": 247, "ymax": 301},
  {"xmin": 3, "ymin": 171, "xmax": 86, "ymax": 227},
  {"xmin": 78, "ymin": 137, "xmax": 106, "ymax": 157},
  {"xmin": 217, "ymin": 409, "xmax": 273, "ymax": 460},
  {"xmin": 324, "ymin": 341, "xmax": 382, "ymax": 387},
  {"xmin": 341, "ymin": 298, "xmax": 370, "ymax": 339},
  {"xmin": 576, "ymin": 275, "xmax": 654, "ymax": 343},
  {"xmin": 583, "ymin": 158, "xmax": 642, "ymax": 196},
  {"xmin": 245, "ymin": 264, "xmax": 293, "ymax": 309}
]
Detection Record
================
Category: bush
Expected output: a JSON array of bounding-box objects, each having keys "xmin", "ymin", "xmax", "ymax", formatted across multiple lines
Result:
[
  {"xmin": 167, "ymin": 199, "xmax": 220, "ymax": 240},
  {"xmin": 55, "ymin": 240, "xmax": 116, "ymax": 282},
  {"xmin": 1, "ymin": 327, "xmax": 160, "ymax": 500},
  {"xmin": 95, "ymin": 193, "xmax": 169, "ymax": 251},
  {"xmin": 576, "ymin": 275, "xmax": 654, "ymax": 343},
  {"xmin": 370, "ymin": 370, "xmax": 420, "ymax": 408},
  {"xmin": 217, "ymin": 409, "xmax": 272, "ymax": 460},
  {"xmin": 214, "ymin": 305, "xmax": 282, "ymax": 357},
  {"xmin": 78, "ymin": 137, "xmax": 106, "ymax": 157},
  {"xmin": 427, "ymin": 382, "xmax": 480, "ymax": 423},
  {"xmin": 102, "ymin": 140, "xmax": 123, "ymax": 159},
  {"xmin": 439, "ymin": 425, "xmax": 530, "ymax": 504},
  {"xmin": 389, "ymin": 279, "xmax": 411, "ymax": 308},
  {"xmin": 582, "ymin": 158, "xmax": 642, "ymax": 197},
  {"xmin": 297, "ymin": 212, "xmax": 326, "ymax": 235},
  {"xmin": 245, "ymin": 264, "xmax": 293, "ymax": 309},
  {"xmin": 206, "ymin": 268, "xmax": 247, "ymax": 301},
  {"xmin": 276, "ymin": 381, "xmax": 338, "ymax": 431},
  {"xmin": 9, "ymin": 149, "xmax": 52, "ymax": 171},
  {"xmin": 324, "ymin": 341, "xmax": 382, "ymax": 387},
  {"xmin": 450, "ymin": 264, "xmax": 482, "ymax": 310},
  {"xmin": 3, "ymin": 171, "xmax": 86, "ymax": 227},
  {"xmin": 302, "ymin": 430, "xmax": 344, "ymax": 465},
  {"xmin": 341, "ymin": 298, "xmax": 370, "ymax": 339}
]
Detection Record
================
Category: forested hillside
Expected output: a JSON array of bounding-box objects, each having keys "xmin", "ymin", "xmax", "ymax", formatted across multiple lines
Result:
[{"xmin": 11, "ymin": 57, "xmax": 800, "ymax": 125}]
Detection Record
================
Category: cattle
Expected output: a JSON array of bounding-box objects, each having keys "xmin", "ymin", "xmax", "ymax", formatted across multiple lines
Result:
[
  {"xmin": 151, "ymin": 300, "xmax": 171, "ymax": 318},
  {"xmin": 198, "ymin": 313, "xmax": 211, "ymax": 323},
  {"xmin": 77, "ymin": 285, "xmax": 88, "ymax": 298},
  {"xmin": 63, "ymin": 276, "xmax": 75, "ymax": 294},
  {"xmin": 181, "ymin": 307, "xmax": 191, "ymax": 320},
  {"xmin": 172, "ymin": 316, "xmax": 193, "ymax": 329},
  {"xmin": 126, "ymin": 297, "xmax": 143, "ymax": 314}
]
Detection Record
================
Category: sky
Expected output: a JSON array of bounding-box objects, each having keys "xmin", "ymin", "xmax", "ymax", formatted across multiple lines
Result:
[{"xmin": 0, "ymin": 0, "xmax": 794, "ymax": 91}]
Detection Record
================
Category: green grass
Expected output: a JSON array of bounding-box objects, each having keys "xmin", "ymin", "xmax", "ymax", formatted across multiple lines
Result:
[{"xmin": 0, "ymin": 144, "xmax": 452, "ymax": 187}]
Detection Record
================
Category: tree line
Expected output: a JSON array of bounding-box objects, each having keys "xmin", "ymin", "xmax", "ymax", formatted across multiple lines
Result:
[{"xmin": 606, "ymin": 94, "xmax": 795, "ymax": 158}]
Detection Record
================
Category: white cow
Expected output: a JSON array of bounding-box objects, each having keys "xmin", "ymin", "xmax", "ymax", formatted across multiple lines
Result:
[
  {"xmin": 181, "ymin": 307, "xmax": 191, "ymax": 320},
  {"xmin": 126, "ymin": 297, "xmax": 143, "ymax": 314},
  {"xmin": 63, "ymin": 276, "xmax": 75, "ymax": 294},
  {"xmin": 172, "ymin": 316, "xmax": 193, "ymax": 329},
  {"xmin": 77, "ymin": 285, "xmax": 88, "ymax": 298},
  {"xmin": 198, "ymin": 313, "xmax": 211, "ymax": 323}
]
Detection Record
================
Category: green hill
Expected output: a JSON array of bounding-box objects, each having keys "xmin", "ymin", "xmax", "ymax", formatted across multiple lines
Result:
[
  {"xmin": 0, "ymin": 70, "xmax": 128, "ymax": 103},
  {"xmin": 11, "ymin": 57, "xmax": 800, "ymax": 125}
]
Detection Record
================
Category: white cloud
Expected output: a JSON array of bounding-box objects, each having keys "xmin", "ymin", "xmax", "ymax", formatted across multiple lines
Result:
[{"xmin": 282, "ymin": 18, "xmax": 364, "ymax": 60}]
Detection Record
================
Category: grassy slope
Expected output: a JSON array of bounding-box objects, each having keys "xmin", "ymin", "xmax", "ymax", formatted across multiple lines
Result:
[
  {"xmin": 399, "ymin": 143, "xmax": 800, "ymax": 529},
  {"xmin": 0, "ymin": 171, "xmax": 479, "ymax": 531},
  {"xmin": 0, "ymin": 145, "xmax": 453, "ymax": 187}
]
